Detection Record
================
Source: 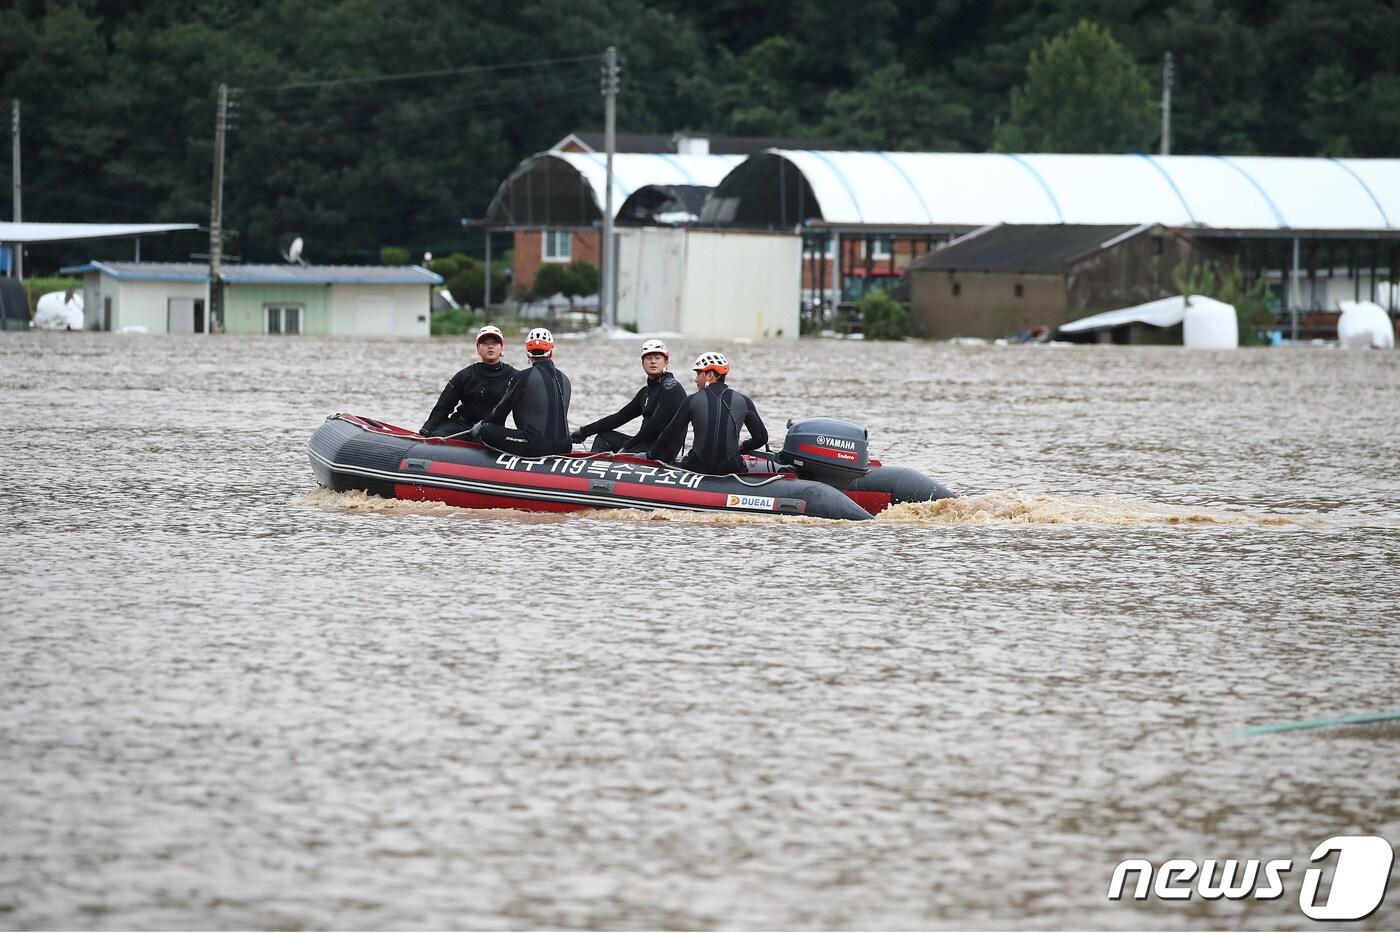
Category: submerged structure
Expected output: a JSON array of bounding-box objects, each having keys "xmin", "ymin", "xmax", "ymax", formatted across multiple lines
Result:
[{"xmin": 700, "ymin": 151, "xmax": 1400, "ymax": 340}]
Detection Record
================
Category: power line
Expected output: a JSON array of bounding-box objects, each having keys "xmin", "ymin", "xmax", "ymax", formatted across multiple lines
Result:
[
  {"xmin": 236, "ymin": 72, "xmax": 594, "ymax": 121},
  {"xmin": 235, "ymin": 53, "xmax": 603, "ymax": 93}
]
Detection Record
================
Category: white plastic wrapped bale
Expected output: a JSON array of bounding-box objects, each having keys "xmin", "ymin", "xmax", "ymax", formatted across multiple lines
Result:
[
  {"xmin": 33, "ymin": 290, "xmax": 85, "ymax": 331},
  {"xmin": 1337, "ymin": 301, "xmax": 1395, "ymax": 350},
  {"xmin": 1182, "ymin": 296, "xmax": 1238, "ymax": 349}
]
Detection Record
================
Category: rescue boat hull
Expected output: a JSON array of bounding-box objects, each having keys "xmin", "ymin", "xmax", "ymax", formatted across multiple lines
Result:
[{"xmin": 309, "ymin": 414, "xmax": 953, "ymax": 521}]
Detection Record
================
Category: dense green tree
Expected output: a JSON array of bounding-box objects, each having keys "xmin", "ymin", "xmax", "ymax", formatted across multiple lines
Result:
[
  {"xmin": 820, "ymin": 64, "xmax": 971, "ymax": 150},
  {"xmin": 994, "ymin": 20, "xmax": 1156, "ymax": 153},
  {"xmin": 1143, "ymin": 0, "xmax": 1264, "ymax": 154},
  {"xmin": 656, "ymin": 0, "xmax": 792, "ymax": 56},
  {"xmin": 529, "ymin": 261, "xmax": 598, "ymax": 303},
  {"xmin": 1360, "ymin": 76, "xmax": 1400, "ymax": 159},
  {"xmin": 789, "ymin": 0, "xmax": 899, "ymax": 93},
  {"xmin": 1254, "ymin": 0, "xmax": 1400, "ymax": 154},
  {"xmin": 3, "ymin": 0, "xmax": 1397, "ymax": 275},
  {"xmin": 932, "ymin": 0, "xmax": 1119, "ymax": 149},
  {"xmin": 858, "ymin": 289, "xmax": 908, "ymax": 340},
  {"xmin": 1300, "ymin": 65, "xmax": 1400, "ymax": 158},
  {"xmin": 529, "ymin": 263, "xmax": 574, "ymax": 302},
  {"xmin": 565, "ymin": 262, "xmax": 599, "ymax": 300},
  {"xmin": 2, "ymin": 4, "xmax": 120, "ymax": 220},
  {"xmin": 681, "ymin": 37, "xmax": 809, "ymax": 136},
  {"xmin": 429, "ymin": 252, "xmax": 507, "ymax": 309},
  {"xmin": 1302, "ymin": 64, "xmax": 1359, "ymax": 156}
]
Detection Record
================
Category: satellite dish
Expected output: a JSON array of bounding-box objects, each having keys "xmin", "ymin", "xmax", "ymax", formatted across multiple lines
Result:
[{"xmin": 284, "ymin": 237, "xmax": 306, "ymax": 265}]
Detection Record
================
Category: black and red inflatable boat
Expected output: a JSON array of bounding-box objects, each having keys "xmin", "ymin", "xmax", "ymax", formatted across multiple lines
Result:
[{"xmin": 309, "ymin": 413, "xmax": 954, "ymax": 521}]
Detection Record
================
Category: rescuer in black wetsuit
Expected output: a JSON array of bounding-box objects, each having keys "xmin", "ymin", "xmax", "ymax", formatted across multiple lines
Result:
[
  {"xmin": 419, "ymin": 325, "xmax": 517, "ymax": 437},
  {"xmin": 471, "ymin": 326, "xmax": 573, "ymax": 457},
  {"xmin": 648, "ymin": 351, "xmax": 768, "ymax": 474},
  {"xmin": 569, "ymin": 338, "xmax": 687, "ymax": 454}
]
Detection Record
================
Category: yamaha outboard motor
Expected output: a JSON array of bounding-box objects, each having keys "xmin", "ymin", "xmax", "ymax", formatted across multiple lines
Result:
[{"xmin": 778, "ymin": 417, "xmax": 871, "ymax": 490}]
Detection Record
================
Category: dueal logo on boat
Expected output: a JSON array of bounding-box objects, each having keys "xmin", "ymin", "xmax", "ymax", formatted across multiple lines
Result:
[
  {"xmin": 725, "ymin": 494, "xmax": 775, "ymax": 511},
  {"xmin": 1108, "ymin": 835, "xmax": 1394, "ymax": 921}
]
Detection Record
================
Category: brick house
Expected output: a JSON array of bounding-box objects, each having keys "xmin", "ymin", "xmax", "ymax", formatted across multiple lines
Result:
[{"xmin": 489, "ymin": 132, "xmax": 831, "ymax": 295}]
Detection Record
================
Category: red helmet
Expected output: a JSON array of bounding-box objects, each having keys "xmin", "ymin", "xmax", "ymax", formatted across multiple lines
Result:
[
  {"xmin": 691, "ymin": 351, "xmax": 729, "ymax": 377},
  {"xmin": 525, "ymin": 327, "xmax": 554, "ymax": 358}
]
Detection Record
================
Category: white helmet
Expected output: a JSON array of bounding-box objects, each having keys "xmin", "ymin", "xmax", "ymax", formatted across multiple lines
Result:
[
  {"xmin": 691, "ymin": 351, "xmax": 730, "ymax": 376},
  {"xmin": 525, "ymin": 327, "xmax": 554, "ymax": 358},
  {"xmin": 475, "ymin": 324, "xmax": 504, "ymax": 344},
  {"xmin": 640, "ymin": 339, "xmax": 669, "ymax": 359}
]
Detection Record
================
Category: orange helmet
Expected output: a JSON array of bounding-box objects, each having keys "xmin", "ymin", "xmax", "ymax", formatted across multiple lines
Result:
[
  {"xmin": 691, "ymin": 351, "xmax": 729, "ymax": 377},
  {"xmin": 525, "ymin": 327, "xmax": 554, "ymax": 358}
]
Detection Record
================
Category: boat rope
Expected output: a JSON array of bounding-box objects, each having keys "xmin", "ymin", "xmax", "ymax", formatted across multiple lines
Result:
[{"xmin": 421, "ymin": 429, "xmax": 791, "ymax": 486}]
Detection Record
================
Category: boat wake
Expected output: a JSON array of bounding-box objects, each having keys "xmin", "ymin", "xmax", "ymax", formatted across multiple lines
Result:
[
  {"xmin": 878, "ymin": 490, "xmax": 1303, "ymax": 526},
  {"xmin": 298, "ymin": 487, "xmax": 1304, "ymax": 528},
  {"xmin": 295, "ymin": 487, "xmax": 575, "ymax": 524}
]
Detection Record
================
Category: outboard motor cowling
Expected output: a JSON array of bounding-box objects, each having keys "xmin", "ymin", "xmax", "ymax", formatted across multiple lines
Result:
[{"xmin": 778, "ymin": 417, "xmax": 871, "ymax": 490}]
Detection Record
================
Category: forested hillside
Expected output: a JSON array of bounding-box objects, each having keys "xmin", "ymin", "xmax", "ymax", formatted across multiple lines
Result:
[{"xmin": 3, "ymin": 0, "xmax": 1397, "ymax": 267}]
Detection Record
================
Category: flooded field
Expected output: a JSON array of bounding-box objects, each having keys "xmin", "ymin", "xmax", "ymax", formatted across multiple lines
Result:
[{"xmin": 2, "ymin": 332, "xmax": 1397, "ymax": 929}]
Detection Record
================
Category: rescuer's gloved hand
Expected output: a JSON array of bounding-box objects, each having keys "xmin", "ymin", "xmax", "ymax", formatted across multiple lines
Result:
[{"xmin": 569, "ymin": 430, "xmax": 586, "ymax": 444}]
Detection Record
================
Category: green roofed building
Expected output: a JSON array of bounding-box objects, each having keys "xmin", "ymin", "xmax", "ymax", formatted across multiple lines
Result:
[{"xmin": 59, "ymin": 261, "xmax": 443, "ymax": 336}]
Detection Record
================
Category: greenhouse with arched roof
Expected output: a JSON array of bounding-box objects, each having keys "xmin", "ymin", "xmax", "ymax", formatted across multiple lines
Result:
[
  {"xmin": 484, "ymin": 150, "xmax": 744, "ymax": 301},
  {"xmin": 699, "ymin": 150, "xmax": 1400, "ymax": 339}
]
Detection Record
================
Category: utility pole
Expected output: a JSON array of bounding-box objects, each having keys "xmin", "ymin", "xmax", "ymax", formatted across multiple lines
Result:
[
  {"xmin": 1290, "ymin": 237, "xmax": 1301, "ymax": 343},
  {"xmin": 830, "ymin": 232, "xmax": 840, "ymax": 323},
  {"xmin": 12, "ymin": 99, "xmax": 22, "ymax": 279},
  {"xmin": 600, "ymin": 47, "xmax": 619, "ymax": 328},
  {"xmin": 208, "ymin": 83, "xmax": 229, "ymax": 333},
  {"xmin": 1160, "ymin": 51, "xmax": 1174, "ymax": 156}
]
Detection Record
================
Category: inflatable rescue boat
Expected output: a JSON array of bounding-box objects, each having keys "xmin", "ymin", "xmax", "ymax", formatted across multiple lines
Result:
[{"xmin": 309, "ymin": 413, "xmax": 954, "ymax": 521}]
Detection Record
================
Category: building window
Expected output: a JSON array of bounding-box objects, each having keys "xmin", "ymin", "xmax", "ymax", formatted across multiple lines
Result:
[
  {"xmin": 542, "ymin": 230, "xmax": 571, "ymax": 262},
  {"xmin": 266, "ymin": 304, "xmax": 302, "ymax": 335},
  {"xmin": 870, "ymin": 236, "xmax": 892, "ymax": 260},
  {"xmin": 1152, "ymin": 236, "xmax": 1164, "ymax": 256},
  {"xmin": 1014, "ymin": 284, "xmax": 1024, "ymax": 298},
  {"xmin": 952, "ymin": 281, "xmax": 961, "ymax": 297}
]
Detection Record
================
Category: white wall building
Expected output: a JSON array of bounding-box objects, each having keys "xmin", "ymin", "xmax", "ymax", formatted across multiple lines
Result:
[
  {"xmin": 61, "ymin": 261, "xmax": 443, "ymax": 335},
  {"xmin": 615, "ymin": 228, "xmax": 799, "ymax": 339}
]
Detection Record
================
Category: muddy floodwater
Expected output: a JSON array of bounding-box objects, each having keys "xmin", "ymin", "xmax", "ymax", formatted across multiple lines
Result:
[{"xmin": 1, "ymin": 332, "xmax": 1397, "ymax": 930}]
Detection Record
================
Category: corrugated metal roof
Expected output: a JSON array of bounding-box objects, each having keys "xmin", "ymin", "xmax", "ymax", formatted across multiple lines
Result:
[
  {"xmin": 61, "ymin": 261, "xmax": 209, "ymax": 281},
  {"xmin": 60, "ymin": 261, "xmax": 442, "ymax": 285},
  {"xmin": 220, "ymin": 264, "xmax": 442, "ymax": 285},
  {"xmin": 0, "ymin": 222, "xmax": 199, "ymax": 243},
  {"xmin": 910, "ymin": 224, "xmax": 1141, "ymax": 273},
  {"xmin": 713, "ymin": 151, "xmax": 1400, "ymax": 231}
]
